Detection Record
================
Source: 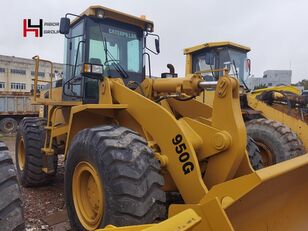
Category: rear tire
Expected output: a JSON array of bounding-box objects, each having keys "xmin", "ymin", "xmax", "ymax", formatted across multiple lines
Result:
[
  {"xmin": 0, "ymin": 118, "xmax": 18, "ymax": 134},
  {"xmin": 15, "ymin": 117, "xmax": 56, "ymax": 187},
  {"xmin": 0, "ymin": 141, "xmax": 25, "ymax": 230},
  {"xmin": 65, "ymin": 125, "xmax": 166, "ymax": 230},
  {"xmin": 247, "ymin": 118, "xmax": 305, "ymax": 166},
  {"xmin": 246, "ymin": 136, "xmax": 263, "ymax": 170}
]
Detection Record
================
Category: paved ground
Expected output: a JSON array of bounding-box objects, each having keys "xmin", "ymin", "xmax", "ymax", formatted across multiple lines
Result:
[{"xmin": 2, "ymin": 135, "xmax": 70, "ymax": 231}]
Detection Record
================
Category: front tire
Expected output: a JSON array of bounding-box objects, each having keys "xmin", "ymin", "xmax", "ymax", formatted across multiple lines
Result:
[{"xmin": 65, "ymin": 125, "xmax": 166, "ymax": 230}]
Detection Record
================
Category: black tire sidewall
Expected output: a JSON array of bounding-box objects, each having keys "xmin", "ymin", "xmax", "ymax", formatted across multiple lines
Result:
[
  {"xmin": 15, "ymin": 123, "xmax": 28, "ymax": 184},
  {"xmin": 65, "ymin": 134, "xmax": 107, "ymax": 230},
  {"xmin": 0, "ymin": 142, "xmax": 25, "ymax": 230},
  {"xmin": 246, "ymin": 137, "xmax": 263, "ymax": 170},
  {"xmin": 248, "ymin": 129, "xmax": 280, "ymax": 162},
  {"xmin": 0, "ymin": 118, "xmax": 18, "ymax": 133},
  {"xmin": 65, "ymin": 127, "xmax": 166, "ymax": 230},
  {"xmin": 15, "ymin": 118, "xmax": 50, "ymax": 186},
  {"xmin": 247, "ymin": 119, "xmax": 304, "ymax": 163}
]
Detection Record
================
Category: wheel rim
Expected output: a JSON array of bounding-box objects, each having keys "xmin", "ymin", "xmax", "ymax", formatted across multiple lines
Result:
[
  {"xmin": 72, "ymin": 161, "xmax": 104, "ymax": 230},
  {"xmin": 18, "ymin": 138, "xmax": 26, "ymax": 170},
  {"xmin": 255, "ymin": 141, "xmax": 274, "ymax": 166},
  {"xmin": 4, "ymin": 121, "xmax": 13, "ymax": 131}
]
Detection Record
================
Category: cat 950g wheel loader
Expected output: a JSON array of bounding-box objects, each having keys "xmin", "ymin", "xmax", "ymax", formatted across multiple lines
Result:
[
  {"xmin": 183, "ymin": 42, "xmax": 305, "ymax": 168},
  {"xmin": 15, "ymin": 5, "xmax": 308, "ymax": 231}
]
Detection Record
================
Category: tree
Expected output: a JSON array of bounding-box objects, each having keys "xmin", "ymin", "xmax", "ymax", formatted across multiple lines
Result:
[{"xmin": 294, "ymin": 79, "xmax": 308, "ymax": 90}]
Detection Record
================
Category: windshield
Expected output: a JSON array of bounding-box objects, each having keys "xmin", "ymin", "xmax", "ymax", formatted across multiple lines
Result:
[
  {"xmin": 192, "ymin": 47, "xmax": 249, "ymax": 83},
  {"xmin": 87, "ymin": 18, "xmax": 143, "ymax": 83}
]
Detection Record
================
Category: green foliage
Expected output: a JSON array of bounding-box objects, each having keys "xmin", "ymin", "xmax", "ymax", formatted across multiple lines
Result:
[{"xmin": 294, "ymin": 79, "xmax": 308, "ymax": 90}]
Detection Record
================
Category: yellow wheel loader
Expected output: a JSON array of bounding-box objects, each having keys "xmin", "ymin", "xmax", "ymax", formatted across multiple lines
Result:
[
  {"xmin": 245, "ymin": 85, "xmax": 308, "ymax": 163},
  {"xmin": 183, "ymin": 42, "xmax": 305, "ymax": 168},
  {"xmin": 15, "ymin": 6, "xmax": 308, "ymax": 230}
]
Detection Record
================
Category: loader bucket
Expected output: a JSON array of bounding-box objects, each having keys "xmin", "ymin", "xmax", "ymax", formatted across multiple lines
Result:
[
  {"xmin": 219, "ymin": 154, "xmax": 308, "ymax": 231},
  {"xmin": 98, "ymin": 155, "xmax": 308, "ymax": 231},
  {"xmin": 167, "ymin": 154, "xmax": 308, "ymax": 231}
]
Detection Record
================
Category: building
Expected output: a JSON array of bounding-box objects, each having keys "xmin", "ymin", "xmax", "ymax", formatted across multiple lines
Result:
[
  {"xmin": 247, "ymin": 70, "xmax": 292, "ymax": 89},
  {"xmin": 0, "ymin": 55, "xmax": 63, "ymax": 92}
]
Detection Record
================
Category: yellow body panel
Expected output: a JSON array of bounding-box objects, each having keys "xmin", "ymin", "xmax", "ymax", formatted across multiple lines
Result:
[
  {"xmin": 249, "ymin": 85, "xmax": 301, "ymax": 98},
  {"xmin": 74, "ymin": 5, "xmax": 153, "ymax": 31},
  {"xmin": 195, "ymin": 91, "xmax": 215, "ymax": 106},
  {"xmin": 97, "ymin": 209, "xmax": 201, "ymax": 231}
]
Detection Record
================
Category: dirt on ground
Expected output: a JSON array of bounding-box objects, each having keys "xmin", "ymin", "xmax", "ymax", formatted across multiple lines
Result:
[{"xmin": 1, "ymin": 135, "xmax": 70, "ymax": 231}]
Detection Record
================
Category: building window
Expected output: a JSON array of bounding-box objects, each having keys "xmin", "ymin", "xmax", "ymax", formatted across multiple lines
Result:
[
  {"xmin": 268, "ymin": 83, "xmax": 272, "ymax": 86},
  {"xmin": 263, "ymin": 74, "xmax": 267, "ymax": 78},
  {"xmin": 11, "ymin": 82, "xmax": 26, "ymax": 90},
  {"xmin": 31, "ymin": 71, "xmax": 45, "ymax": 77},
  {"xmin": 0, "ymin": 82, "xmax": 5, "ymax": 89},
  {"xmin": 31, "ymin": 84, "xmax": 45, "ymax": 90},
  {"xmin": 0, "ymin": 68, "xmax": 5, "ymax": 73},
  {"xmin": 10, "ymin": 69, "xmax": 26, "ymax": 75}
]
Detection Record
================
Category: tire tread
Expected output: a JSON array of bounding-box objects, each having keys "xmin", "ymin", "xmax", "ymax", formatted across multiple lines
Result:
[
  {"xmin": 0, "ymin": 142, "xmax": 25, "ymax": 231},
  {"xmin": 66, "ymin": 125, "xmax": 166, "ymax": 229}
]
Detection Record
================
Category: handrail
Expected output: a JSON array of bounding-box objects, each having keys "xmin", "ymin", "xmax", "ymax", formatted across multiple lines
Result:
[{"xmin": 32, "ymin": 55, "xmax": 54, "ymax": 102}]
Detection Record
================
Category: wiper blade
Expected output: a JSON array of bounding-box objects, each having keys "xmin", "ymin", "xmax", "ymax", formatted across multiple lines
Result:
[
  {"xmin": 106, "ymin": 50, "xmax": 129, "ymax": 79},
  {"xmin": 101, "ymin": 36, "xmax": 129, "ymax": 79},
  {"xmin": 111, "ymin": 61, "xmax": 129, "ymax": 79}
]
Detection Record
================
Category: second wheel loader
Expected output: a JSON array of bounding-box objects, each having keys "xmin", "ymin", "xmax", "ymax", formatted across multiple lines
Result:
[
  {"xmin": 15, "ymin": 5, "xmax": 308, "ymax": 231},
  {"xmin": 183, "ymin": 41, "xmax": 305, "ymax": 167}
]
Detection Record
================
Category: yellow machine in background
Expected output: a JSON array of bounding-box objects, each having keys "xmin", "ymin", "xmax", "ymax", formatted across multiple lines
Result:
[
  {"xmin": 184, "ymin": 42, "xmax": 251, "ymax": 106},
  {"xmin": 246, "ymin": 85, "xmax": 308, "ymax": 154},
  {"xmin": 184, "ymin": 41, "xmax": 305, "ymax": 167},
  {"xmin": 14, "ymin": 6, "xmax": 308, "ymax": 231}
]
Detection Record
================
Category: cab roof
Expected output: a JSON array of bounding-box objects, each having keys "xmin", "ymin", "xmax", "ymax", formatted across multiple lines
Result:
[
  {"xmin": 72, "ymin": 5, "xmax": 154, "ymax": 32},
  {"xmin": 184, "ymin": 41, "xmax": 251, "ymax": 54}
]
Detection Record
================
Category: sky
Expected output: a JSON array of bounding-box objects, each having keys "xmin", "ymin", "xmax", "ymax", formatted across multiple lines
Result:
[{"xmin": 1, "ymin": 0, "xmax": 308, "ymax": 83}]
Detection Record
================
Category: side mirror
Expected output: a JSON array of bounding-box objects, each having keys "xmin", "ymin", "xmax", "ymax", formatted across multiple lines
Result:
[
  {"xmin": 145, "ymin": 33, "xmax": 160, "ymax": 55},
  {"xmin": 60, "ymin": 17, "xmax": 70, "ymax": 34},
  {"xmin": 155, "ymin": 38, "xmax": 160, "ymax": 54}
]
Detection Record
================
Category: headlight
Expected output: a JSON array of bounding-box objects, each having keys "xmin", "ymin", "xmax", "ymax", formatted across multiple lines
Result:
[
  {"xmin": 92, "ymin": 65, "xmax": 103, "ymax": 74},
  {"xmin": 82, "ymin": 63, "xmax": 104, "ymax": 79}
]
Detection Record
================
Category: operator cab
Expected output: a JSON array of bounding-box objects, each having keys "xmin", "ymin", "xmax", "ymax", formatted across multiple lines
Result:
[
  {"xmin": 184, "ymin": 42, "xmax": 251, "ymax": 85},
  {"xmin": 59, "ymin": 6, "xmax": 159, "ymax": 103}
]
